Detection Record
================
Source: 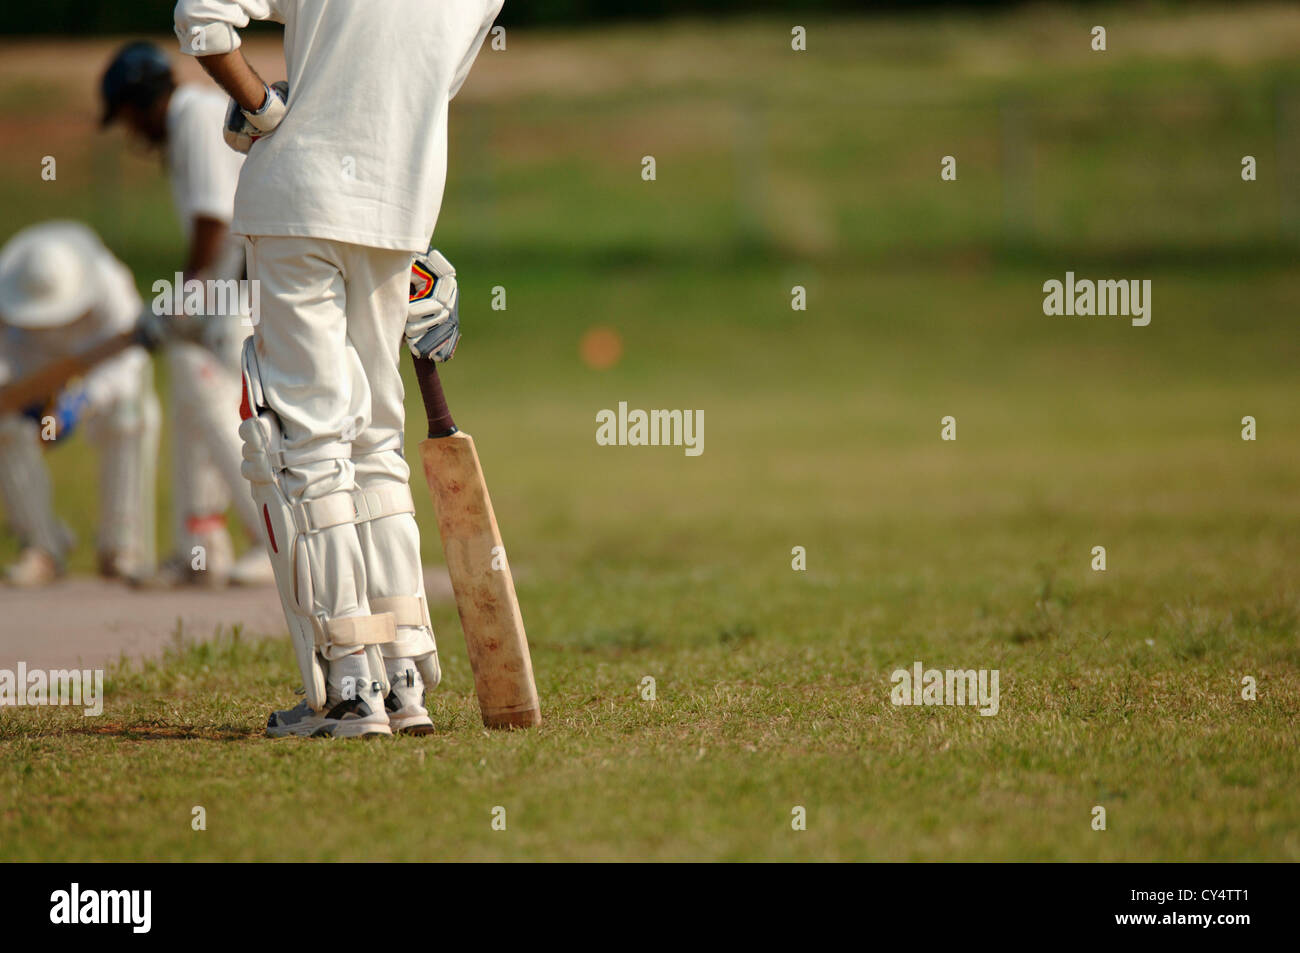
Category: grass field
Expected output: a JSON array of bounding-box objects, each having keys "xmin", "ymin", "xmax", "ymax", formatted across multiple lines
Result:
[{"xmin": 1, "ymin": 5, "xmax": 1298, "ymax": 860}]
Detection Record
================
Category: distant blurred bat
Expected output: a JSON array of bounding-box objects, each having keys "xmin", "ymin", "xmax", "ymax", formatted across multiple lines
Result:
[
  {"xmin": 0, "ymin": 307, "xmax": 230, "ymax": 415},
  {"xmin": 0, "ymin": 328, "xmax": 145, "ymax": 415}
]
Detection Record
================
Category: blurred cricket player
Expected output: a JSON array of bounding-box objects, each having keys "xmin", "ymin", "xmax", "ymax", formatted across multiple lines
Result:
[
  {"xmin": 99, "ymin": 41, "xmax": 273, "ymax": 588},
  {"xmin": 173, "ymin": 0, "xmax": 502, "ymax": 736},
  {"xmin": 0, "ymin": 222, "xmax": 159, "ymax": 586}
]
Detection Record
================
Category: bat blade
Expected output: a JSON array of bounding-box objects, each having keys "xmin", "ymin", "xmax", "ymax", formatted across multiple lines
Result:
[
  {"xmin": 0, "ymin": 329, "xmax": 141, "ymax": 415},
  {"xmin": 419, "ymin": 429, "xmax": 541, "ymax": 728}
]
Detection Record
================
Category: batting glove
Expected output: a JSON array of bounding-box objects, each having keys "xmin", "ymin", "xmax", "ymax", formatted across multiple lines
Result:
[
  {"xmin": 224, "ymin": 81, "xmax": 288, "ymax": 154},
  {"xmin": 23, "ymin": 385, "xmax": 89, "ymax": 443},
  {"xmin": 406, "ymin": 249, "xmax": 460, "ymax": 362}
]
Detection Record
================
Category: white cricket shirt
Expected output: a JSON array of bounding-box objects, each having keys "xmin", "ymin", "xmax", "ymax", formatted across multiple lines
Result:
[
  {"xmin": 174, "ymin": 0, "xmax": 503, "ymax": 252},
  {"xmin": 166, "ymin": 83, "xmax": 245, "ymax": 233}
]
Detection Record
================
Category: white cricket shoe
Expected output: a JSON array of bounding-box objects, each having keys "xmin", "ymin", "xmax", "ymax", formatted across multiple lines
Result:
[
  {"xmin": 3, "ymin": 547, "xmax": 61, "ymax": 588},
  {"xmin": 384, "ymin": 659, "xmax": 435, "ymax": 735},
  {"xmin": 265, "ymin": 698, "xmax": 392, "ymax": 738},
  {"xmin": 229, "ymin": 547, "xmax": 275, "ymax": 587},
  {"xmin": 266, "ymin": 652, "xmax": 391, "ymax": 739},
  {"xmin": 131, "ymin": 553, "xmax": 227, "ymax": 590}
]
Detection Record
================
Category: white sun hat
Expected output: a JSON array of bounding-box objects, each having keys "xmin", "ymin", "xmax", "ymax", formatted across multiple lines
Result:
[{"xmin": 0, "ymin": 221, "xmax": 106, "ymax": 329}]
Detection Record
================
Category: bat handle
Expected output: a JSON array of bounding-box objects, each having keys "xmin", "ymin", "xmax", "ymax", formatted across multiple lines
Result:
[{"xmin": 413, "ymin": 354, "xmax": 457, "ymax": 438}]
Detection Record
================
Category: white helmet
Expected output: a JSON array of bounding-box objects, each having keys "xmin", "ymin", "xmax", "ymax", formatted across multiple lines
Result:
[{"xmin": 0, "ymin": 221, "xmax": 105, "ymax": 329}]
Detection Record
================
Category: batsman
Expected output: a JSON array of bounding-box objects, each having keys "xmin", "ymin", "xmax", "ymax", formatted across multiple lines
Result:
[{"xmin": 173, "ymin": 0, "xmax": 511, "ymax": 737}]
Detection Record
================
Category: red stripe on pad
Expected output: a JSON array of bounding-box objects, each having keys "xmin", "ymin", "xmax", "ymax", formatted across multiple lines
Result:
[{"xmin": 262, "ymin": 504, "xmax": 278, "ymax": 554}]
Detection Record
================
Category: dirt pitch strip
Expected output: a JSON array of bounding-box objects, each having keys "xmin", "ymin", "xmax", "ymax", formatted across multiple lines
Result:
[{"xmin": 0, "ymin": 568, "xmax": 453, "ymax": 672}]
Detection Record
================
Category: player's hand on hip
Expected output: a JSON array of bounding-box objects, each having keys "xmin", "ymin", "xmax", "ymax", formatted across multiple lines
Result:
[
  {"xmin": 407, "ymin": 248, "xmax": 460, "ymax": 363},
  {"xmin": 223, "ymin": 81, "xmax": 288, "ymax": 154}
]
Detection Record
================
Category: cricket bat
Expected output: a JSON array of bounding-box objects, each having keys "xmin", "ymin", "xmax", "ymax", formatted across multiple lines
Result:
[
  {"xmin": 413, "ymin": 355, "xmax": 541, "ymax": 729},
  {"xmin": 0, "ymin": 328, "xmax": 144, "ymax": 415}
]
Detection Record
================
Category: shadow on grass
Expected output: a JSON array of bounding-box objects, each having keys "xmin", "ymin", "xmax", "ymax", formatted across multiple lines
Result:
[{"xmin": 45, "ymin": 722, "xmax": 257, "ymax": 742}]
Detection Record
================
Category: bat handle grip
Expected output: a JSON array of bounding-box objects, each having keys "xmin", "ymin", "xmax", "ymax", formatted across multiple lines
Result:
[{"xmin": 413, "ymin": 354, "xmax": 457, "ymax": 438}]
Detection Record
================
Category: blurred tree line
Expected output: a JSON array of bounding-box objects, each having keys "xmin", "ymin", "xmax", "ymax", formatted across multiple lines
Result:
[{"xmin": 2, "ymin": 1, "xmax": 1050, "ymax": 36}]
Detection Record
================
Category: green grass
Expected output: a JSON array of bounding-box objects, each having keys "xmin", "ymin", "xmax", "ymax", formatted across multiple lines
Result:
[{"xmin": 1, "ymin": 5, "xmax": 1298, "ymax": 860}]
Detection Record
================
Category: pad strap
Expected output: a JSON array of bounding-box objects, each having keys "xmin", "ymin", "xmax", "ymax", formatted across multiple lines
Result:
[
  {"xmin": 292, "ymin": 491, "xmax": 358, "ymax": 534},
  {"xmin": 288, "ymin": 484, "xmax": 415, "ymax": 535},
  {"xmin": 353, "ymin": 484, "xmax": 415, "ymax": 523},
  {"xmin": 371, "ymin": 594, "xmax": 432, "ymax": 630},
  {"xmin": 321, "ymin": 612, "xmax": 396, "ymax": 648}
]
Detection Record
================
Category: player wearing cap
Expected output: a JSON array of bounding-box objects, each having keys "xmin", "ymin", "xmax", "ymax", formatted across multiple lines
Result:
[
  {"xmin": 0, "ymin": 222, "xmax": 160, "ymax": 586},
  {"xmin": 100, "ymin": 41, "xmax": 272, "ymax": 588},
  {"xmin": 173, "ymin": 0, "xmax": 501, "ymax": 737}
]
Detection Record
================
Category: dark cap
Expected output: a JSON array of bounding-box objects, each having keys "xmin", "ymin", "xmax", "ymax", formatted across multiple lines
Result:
[{"xmin": 99, "ymin": 42, "xmax": 174, "ymax": 128}]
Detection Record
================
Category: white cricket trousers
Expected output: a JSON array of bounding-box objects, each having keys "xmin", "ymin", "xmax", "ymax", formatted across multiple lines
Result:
[
  {"xmin": 243, "ymin": 235, "xmax": 431, "ymax": 655},
  {"xmin": 165, "ymin": 329, "xmax": 260, "ymax": 560}
]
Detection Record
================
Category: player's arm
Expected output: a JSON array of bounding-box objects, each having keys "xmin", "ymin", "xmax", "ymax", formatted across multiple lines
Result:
[
  {"xmin": 174, "ymin": 0, "xmax": 287, "ymax": 140},
  {"xmin": 195, "ymin": 50, "xmax": 268, "ymax": 112},
  {"xmin": 186, "ymin": 216, "xmax": 230, "ymax": 279}
]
